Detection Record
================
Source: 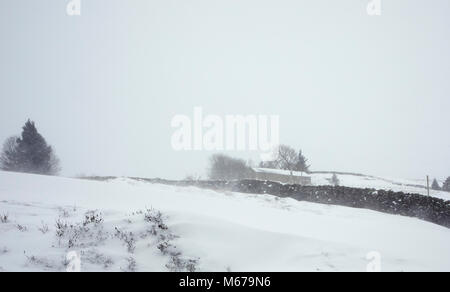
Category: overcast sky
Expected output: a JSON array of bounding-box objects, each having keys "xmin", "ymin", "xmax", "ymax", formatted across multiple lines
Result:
[{"xmin": 0, "ymin": 0, "xmax": 449, "ymax": 180}]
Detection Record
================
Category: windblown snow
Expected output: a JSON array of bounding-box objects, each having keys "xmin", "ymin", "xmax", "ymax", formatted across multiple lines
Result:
[{"xmin": 0, "ymin": 171, "xmax": 449, "ymax": 272}]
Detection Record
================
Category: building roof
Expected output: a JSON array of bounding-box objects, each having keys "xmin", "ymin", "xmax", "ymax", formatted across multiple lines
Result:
[{"xmin": 252, "ymin": 168, "xmax": 309, "ymax": 177}]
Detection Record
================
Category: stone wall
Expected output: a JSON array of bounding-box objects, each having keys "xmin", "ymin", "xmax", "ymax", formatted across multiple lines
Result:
[{"xmin": 131, "ymin": 178, "xmax": 450, "ymax": 228}]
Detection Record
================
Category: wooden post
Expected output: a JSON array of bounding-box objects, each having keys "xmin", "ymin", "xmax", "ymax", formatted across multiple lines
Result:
[{"xmin": 427, "ymin": 175, "xmax": 430, "ymax": 196}]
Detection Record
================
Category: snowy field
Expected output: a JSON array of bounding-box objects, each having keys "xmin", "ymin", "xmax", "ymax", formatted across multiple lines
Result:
[
  {"xmin": 0, "ymin": 171, "xmax": 449, "ymax": 272},
  {"xmin": 254, "ymin": 168, "xmax": 450, "ymax": 201}
]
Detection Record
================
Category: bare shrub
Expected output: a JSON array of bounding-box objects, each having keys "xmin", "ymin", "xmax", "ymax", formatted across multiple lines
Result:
[
  {"xmin": 123, "ymin": 257, "xmax": 137, "ymax": 272},
  {"xmin": 26, "ymin": 255, "xmax": 58, "ymax": 270},
  {"xmin": 166, "ymin": 257, "xmax": 198, "ymax": 272},
  {"xmin": 0, "ymin": 213, "xmax": 9, "ymax": 223},
  {"xmin": 83, "ymin": 249, "xmax": 114, "ymax": 269},
  {"xmin": 38, "ymin": 222, "xmax": 50, "ymax": 234},
  {"xmin": 16, "ymin": 224, "xmax": 27, "ymax": 232},
  {"xmin": 114, "ymin": 227, "xmax": 136, "ymax": 253},
  {"xmin": 55, "ymin": 219, "xmax": 69, "ymax": 238},
  {"xmin": 142, "ymin": 208, "xmax": 198, "ymax": 272},
  {"xmin": 58, "ymin": 208, "xmax": 71, "ymax": 218},
  {"xmin": 83, "ymin": 210, "xmax": 103, "ymax": 226},
  {"xmin": 157, "ymin": 241, "xmax": 172, "ymax": 255},
  {"xmin": 144, "ymin": 208, "xmax": 168, "ymax": 230},
  {"xmin": 55, "ymin": 211, "xmax": 107, "ymax": 249}
]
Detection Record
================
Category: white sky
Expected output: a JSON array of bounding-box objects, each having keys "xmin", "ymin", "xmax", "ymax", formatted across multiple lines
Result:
[{"xmin": 0, "ymin": 0, "xmax": 449, "ymax": 180}]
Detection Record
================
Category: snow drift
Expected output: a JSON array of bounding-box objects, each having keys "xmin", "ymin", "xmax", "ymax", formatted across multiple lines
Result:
[{"xmin": 0, "ymin": 171, "xmax": 449, "ymax": 272}]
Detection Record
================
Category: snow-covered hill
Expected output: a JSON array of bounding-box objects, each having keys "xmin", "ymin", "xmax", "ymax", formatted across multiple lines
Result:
[{"xmin": 0, "ymin": 171, "xmax": 449, "ymax": 272}]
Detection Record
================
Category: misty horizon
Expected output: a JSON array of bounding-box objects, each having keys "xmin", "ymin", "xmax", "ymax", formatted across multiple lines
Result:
[{"xmin": 1, "ymin": 0, "xmax": 449, "ymax": 181}]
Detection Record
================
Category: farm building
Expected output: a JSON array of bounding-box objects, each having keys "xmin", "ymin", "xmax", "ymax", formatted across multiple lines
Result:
[{"xmin": 249, "ymin": 168, "xmax": 312, "ymax": 185}]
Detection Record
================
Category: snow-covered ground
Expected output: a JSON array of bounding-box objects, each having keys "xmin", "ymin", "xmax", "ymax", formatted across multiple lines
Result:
[
  {"xmin": 0, "ymin": 171, "xmax": 449, "ymax": 272},
  {"xmin": 254, "ymin": 168, "xmax": 450, "ymax": 201}
]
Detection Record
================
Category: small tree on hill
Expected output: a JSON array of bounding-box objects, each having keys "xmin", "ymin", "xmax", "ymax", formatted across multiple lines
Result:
[
  {"xmin": 443, "ymin": 177, "xmax": 450, "ymax": 192},
  {"xmin": 295, "ymin": 150, "xmax": 310, "ymax": 175},
  {"xmin": 431, "ymin": 179, "xmax": 441, "ymax": 191},
  {"xmin": 331, "ymin": 173, "xmax": 340, "ymax": 186}
]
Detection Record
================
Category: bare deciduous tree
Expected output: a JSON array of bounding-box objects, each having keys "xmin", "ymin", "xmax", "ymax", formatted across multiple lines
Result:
[
  {"xmin": 259, "ymin": 145, "xmax": 310, "ymax": 176},
  {"xmin": 275, "ymin": 145, "xmax": 298, "ymax": 176},
  {"xmin": 0, "ymin": 136, "xmax": 20, "ymax": 171}
]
